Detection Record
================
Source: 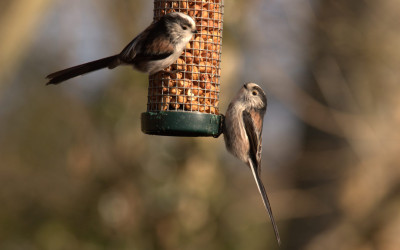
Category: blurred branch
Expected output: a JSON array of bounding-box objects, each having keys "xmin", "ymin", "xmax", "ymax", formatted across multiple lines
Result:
[
  {"xmin": 0, "ymin": 0, "xmax": 54, "ymax": 93},
  {"xmin": 261, "ymin": 65, "xmax": 376, "ymax": 141}
]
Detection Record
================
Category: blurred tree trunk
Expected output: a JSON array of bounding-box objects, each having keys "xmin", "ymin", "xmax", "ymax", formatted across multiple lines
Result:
[
  {"xmin": 0, "ymin": 0, "xmax": 53, "ymax": 93},
  {"xmin": 286, "ymin": 1, "xmax": 400, "ymax": 249}
]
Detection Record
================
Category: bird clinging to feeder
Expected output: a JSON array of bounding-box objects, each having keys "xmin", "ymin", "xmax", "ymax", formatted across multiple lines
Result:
[
  {"xmin": 224, "ymin": 82, "xmax": 281, "ymax": 246},
  {"xmin": 46, "ymin": 12, "xmax": 197, "ymax": 85}
]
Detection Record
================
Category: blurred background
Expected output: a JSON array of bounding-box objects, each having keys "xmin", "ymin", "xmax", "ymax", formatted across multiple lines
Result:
[{"xmin": 1, "ymin": 0, "xmax": 399, "ymax": 249}]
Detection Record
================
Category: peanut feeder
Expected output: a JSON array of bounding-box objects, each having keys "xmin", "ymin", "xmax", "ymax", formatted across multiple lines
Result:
[{"xmin": 141, "ymin": 0, "xmax": 224, "ymax": 137}]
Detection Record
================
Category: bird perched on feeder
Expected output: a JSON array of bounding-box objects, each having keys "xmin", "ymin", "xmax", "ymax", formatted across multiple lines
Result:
[
  {"xmin": 46, "ymin": 12, "xmax": 197, "ymax": 85},
  {"xmin": 223, "ymin": 83, "xmax": 281, "ymax": 246}
]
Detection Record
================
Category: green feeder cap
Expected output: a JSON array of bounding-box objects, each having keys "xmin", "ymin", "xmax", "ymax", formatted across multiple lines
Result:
[{"xmin": 141, "ymin": 111, "xmax": 223, "ymax": 137}]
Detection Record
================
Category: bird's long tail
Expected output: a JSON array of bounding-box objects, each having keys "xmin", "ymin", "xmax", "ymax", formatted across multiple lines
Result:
[
  {"xmin": 46, "ymin": 55, "xmax": 119, "ymax": 85},
  {"xmin": 249, "ymin": 160, "xmax": 281, "ymax": 246}
]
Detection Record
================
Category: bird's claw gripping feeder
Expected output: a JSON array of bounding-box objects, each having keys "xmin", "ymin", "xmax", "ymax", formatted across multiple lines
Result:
[{"xmin": 141, "ymin": 0, "xmax": 224, "ymax": 137}]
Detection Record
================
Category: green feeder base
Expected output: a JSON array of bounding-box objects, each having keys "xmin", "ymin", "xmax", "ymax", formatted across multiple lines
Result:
[{"xmin": 141, "ymin": 111, "xmax": 223, "ymax": 137}]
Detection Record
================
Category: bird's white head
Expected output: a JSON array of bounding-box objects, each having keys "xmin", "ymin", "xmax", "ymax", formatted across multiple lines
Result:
[
  {"xmin": 163, "ymin": 12, "xmax": 197, "ymax": 44},
  {"xmin": 235, "ymin": 82, "xmax": 267, "ymax": 112}
]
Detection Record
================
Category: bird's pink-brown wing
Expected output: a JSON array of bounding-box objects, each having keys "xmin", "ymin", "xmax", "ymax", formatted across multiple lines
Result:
[
  {"xmin": 242, "ymin": 110, "xmax": 263, "ymax": 171},
  {"xmin": 119, "ymin": 22, "xmax": 174, "ymax": 63}
]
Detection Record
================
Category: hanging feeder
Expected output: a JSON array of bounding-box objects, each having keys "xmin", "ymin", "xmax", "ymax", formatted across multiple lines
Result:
[{"xmin": 141, "ymin": 0, "xmax": 224, "ymax": 137}]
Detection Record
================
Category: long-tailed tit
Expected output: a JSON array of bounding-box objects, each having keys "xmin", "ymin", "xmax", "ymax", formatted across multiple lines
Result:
[
  {"xmin": 46, "ymin": 12, "xmax": 197, "ymax": 85},
  {"xmin": 223, "ymin": 83, "xmax": 281, "ymax": 245}
]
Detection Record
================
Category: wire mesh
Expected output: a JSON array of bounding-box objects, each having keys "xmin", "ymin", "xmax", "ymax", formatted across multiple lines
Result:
[{"xmin": 148, "ymin": 0, "xmax": 224, "ymax": 115}]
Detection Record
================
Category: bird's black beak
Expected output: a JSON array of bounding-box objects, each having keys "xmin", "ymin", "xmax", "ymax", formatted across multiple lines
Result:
[
  {"xmin": 243, "ymin": 84, "xmax": 247, "ymax": 89},
  {"xmin": 193, "ymin": 30, "xmax": 198, "ymax": 34}
]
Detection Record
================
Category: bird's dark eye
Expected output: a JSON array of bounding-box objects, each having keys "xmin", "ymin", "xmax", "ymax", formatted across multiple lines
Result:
[
  {"xmin": 252, "ymin": 90, "xmax": 258, "ymax": 96},
  {"xmin": 181, "ymin": 25, "xmax": 188, "ymax": 30}
]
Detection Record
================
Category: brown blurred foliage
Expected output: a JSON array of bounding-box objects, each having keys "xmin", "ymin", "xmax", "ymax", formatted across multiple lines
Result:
[{"xmin": 0, "ymin": 0, "xmax": 399, "ymax": 249}]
